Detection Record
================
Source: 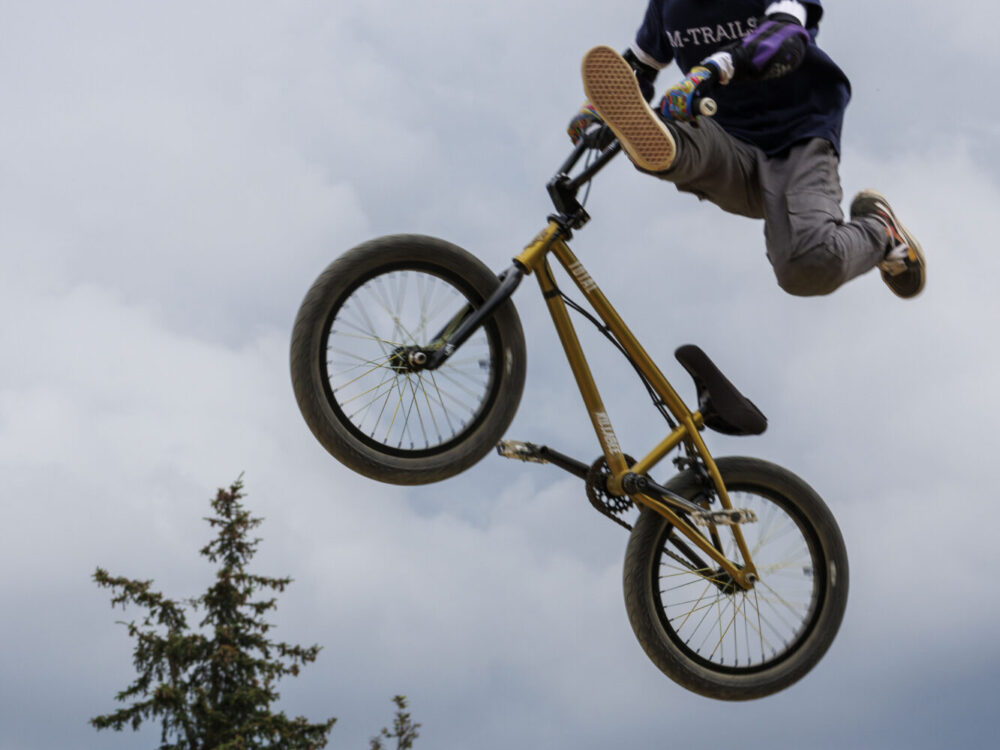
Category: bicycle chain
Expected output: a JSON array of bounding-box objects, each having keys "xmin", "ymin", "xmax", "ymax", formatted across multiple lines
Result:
[{"xmin": 585, "ymin": 455, "xmax": 637, "ymax": 531}]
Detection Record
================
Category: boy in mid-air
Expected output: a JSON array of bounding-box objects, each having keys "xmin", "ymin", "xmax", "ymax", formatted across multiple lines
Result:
[{"xmin": 570, "ymin": 0, "xmax": 926, "ymax": 298}]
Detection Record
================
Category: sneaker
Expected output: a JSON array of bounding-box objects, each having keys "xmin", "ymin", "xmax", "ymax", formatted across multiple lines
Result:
[
  {"xmin": 850, "ymin": 189, "xmax": 926, "ymax": 299},
  {"xmin": 581, "ymin": 45, "xmax": 677, "ymax": 173}
]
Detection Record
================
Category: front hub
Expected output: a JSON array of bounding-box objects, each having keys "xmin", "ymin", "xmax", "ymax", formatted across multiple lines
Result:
[{"xmin": 388, "ymin": 346, "xmax": 429, "ymax": 374}]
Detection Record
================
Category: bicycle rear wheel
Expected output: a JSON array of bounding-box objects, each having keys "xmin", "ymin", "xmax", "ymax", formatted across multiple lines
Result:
[
  {"xmin": 290, "ymin": 235, "xmax": 526, "ymax": 485},
  {"xmin": 623, "ymin": 457, "xmax": 848, "ymax": 700}
]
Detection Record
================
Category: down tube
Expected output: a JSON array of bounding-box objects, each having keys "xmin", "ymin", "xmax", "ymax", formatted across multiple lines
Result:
[{"xmin": 534, "ymin": 259, "xmax": 629, "ymax": 477}]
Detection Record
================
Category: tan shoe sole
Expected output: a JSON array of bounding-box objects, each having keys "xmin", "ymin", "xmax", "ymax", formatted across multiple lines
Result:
[{"xmin": 581, "ymin": 45, "xmax": 676, "ymax": 172}]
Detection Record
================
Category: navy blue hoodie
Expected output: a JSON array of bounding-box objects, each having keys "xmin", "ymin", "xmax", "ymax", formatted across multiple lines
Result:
[{"xmin": 633, "ymin": 0, "xmax": 851, "ymax": 155}]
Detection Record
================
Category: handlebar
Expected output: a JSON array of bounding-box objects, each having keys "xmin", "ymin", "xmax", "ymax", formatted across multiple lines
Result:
[
  {"xmin": 696, "ymin": 96, "xmax": 718, "ymax": 117},
  {"xmin": 550, "ymin": 91, "xmax": 716, "ymax": 227}
]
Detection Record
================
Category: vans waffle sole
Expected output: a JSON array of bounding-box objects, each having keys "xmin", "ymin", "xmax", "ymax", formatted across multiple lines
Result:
[{"xmin": 581, "ymin": 45, "xmax": 676, "ymax": 173}]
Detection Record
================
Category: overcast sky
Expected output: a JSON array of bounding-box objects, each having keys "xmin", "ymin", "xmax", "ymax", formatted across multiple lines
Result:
[{"xmin": 2, "ymin": 1, "xmax": 998, "ymax": 748}]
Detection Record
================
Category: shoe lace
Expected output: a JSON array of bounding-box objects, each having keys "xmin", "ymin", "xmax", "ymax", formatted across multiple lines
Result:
[{"xmin": 879, "ymin": 244, "xmax": 911, "ymax": 275}]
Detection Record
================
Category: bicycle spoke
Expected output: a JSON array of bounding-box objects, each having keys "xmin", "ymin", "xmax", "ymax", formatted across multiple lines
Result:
[
  {"xmin": 414, "ymin": 373, "xmax": 444, "ymax": 444},
  {"xmin": 341, "ymin": 373, "xmax": 398, "ymax": 411},
  {"xmin": 438, "ymin": 358, "xmax": 493, "ymax": 387},
  {"xmin": 710, "ymin": 588, "xmax": 756, "ymax": 663},
  {"xmin": 369, "ymin": 274, "xmax": 422, "ymax": 348},
  {"xmin": 394, "ymin": 375, "xmax": 422, "ymax": 449},
  {"xmin": 329, "ymin": 350, "xmax": 393, "ymax": 374},
  {"xmin": 355, "ymin": 383, "xmax": 399, "ymax": 436},
  {"xmin": 426, "ymin": 370, "xmax": 458, "ymax": 436},
  {"xmin": 654, "ymin": 485, "xmax": 822, "ymax": 671},
  {"xmin": 426, "ymin": 288, "xmax": 469, "ymax": 333},
  {"xmin": 329, "ymin": 330, "xmax": 403, "ymax": 353},
  {"xmin": 757, "ymin": 580, "xmax": 811, "ymax": 632},
  {"xmin": 403, "ymin": 375, "xmax": 430, "ymax": 448},
  {"xmin": 754, "ymin": 599, "xmax": 795, "ymax": 654},
  {"xmin": 324, "ymin": 266, "xmax": 499, "ymax": 453},
  {"xmin": 710, "ymin": 593, "xmax": 742, "ymax": 661},
  {"xmin": 692, "ymin": 593, "xmax": 729, "ymax": 655},
  {"xmin": 431, "ymin": 366, "xmax": 490, "ymax": 406},
  {"xmin": 333, "ymin": 361, "xmax": 394, "ymax": 395},
  {"xmin": 352, "ymin": 292, "xmax": 398, "ymax": 356},
  {"xmin": 424, "ymin": 370, "xmax": 478, "ymax": 414}
]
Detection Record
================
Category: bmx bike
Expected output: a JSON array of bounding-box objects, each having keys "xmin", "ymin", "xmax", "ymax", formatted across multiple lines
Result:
[{"xmin": 289, "ymin": 98, "xmax": 848, "ymax": 701}]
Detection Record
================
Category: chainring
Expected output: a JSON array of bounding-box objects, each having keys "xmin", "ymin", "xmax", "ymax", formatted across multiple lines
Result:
[{"xmin": 585, "ymin": 455, "xmax": 636, "ymax": 531}]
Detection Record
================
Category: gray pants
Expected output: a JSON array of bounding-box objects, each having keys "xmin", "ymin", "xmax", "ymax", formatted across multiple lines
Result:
[{"xmin": 657, "ymin": 117, "xmax": 887, "ymax": 296}]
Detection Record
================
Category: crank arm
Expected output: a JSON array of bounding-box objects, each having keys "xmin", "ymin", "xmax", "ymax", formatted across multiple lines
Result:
[
  {"xmin": 622, "ymin": 473, "xmax": 707, "ymax": 516},
  {"xmin": 622, "ymin": 473, "xmax": 757, "ymax": 526}
]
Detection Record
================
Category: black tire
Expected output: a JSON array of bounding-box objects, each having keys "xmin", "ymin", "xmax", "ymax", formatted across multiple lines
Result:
[
  {"xmin": 623, "ymin": 457, "xmax": 848, "ymax": 700},
  {"xmin": 290, "ymin": 235, "xmax": 526, "ymax": 485}
]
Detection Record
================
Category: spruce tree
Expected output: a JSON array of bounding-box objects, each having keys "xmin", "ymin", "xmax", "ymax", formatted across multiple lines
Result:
[
  {"xmin": 92, "ymin": 478, "xmax": 335, "ymax": 749},
  {"xmin": 369, "ymin": 696, "xmax": 420, "ymax": 750}
]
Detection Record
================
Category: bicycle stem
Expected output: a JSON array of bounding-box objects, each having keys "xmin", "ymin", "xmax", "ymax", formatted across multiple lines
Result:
[{"xmin": 547, "ymin": 141, "xmax": 622, "ymax": 230}]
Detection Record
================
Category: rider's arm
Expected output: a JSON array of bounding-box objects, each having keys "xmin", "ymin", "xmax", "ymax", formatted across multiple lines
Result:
[
  {"xmin": 657, "ymin": 0, "xmax": 818, "ymax": 122},
  {"xmin": 632, "ymin": 0, "xmax": 674, "ymax": 70},
  {"xmin": 622, "ymin": 49, "xmax": 661, "ymax": 102},
  {"xmin": 792, "ymin": 0, "xmax": 823, "ymax": 29},
  {"xmin": 626, "ymin": 1, "xmax": 674, "ymax": 101},
  {"xmin": 705, "ymin": 0, "xmax": 814, "ymax": 85}
]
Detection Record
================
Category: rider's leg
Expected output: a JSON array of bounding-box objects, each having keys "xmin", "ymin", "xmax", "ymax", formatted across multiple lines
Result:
[
  {"xmin": 672, "ymin": 135, "xmax": 926, "ymax": 298},
  {"xmin": 651, "ymin": 116, "xmax": 765, "ymax": 219},
  {"xmin": 581, "ymin": 47, "xmax": 924, "ymax": 297},
  {"xmin": 759, "ymin": 139, "xmax": 894, "ymax": 297}
]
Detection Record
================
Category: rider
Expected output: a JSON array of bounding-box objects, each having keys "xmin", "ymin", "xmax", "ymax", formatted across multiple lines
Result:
[{"xmin": 569, "ymin": 0, "xmax": 926, "ymax": 299}]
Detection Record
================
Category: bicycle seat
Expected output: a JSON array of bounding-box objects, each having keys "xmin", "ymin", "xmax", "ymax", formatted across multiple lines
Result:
[{"xmin": 674, "ymin": 345, "xmax": 767, "ymax": 436}]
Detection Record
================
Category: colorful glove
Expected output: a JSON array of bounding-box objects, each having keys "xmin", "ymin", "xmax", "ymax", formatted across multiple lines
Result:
[
  {"xmin": 567, "ymin": 103, "xmax": 603, "ymax": 145},
  {"xmin": 731, "ymin": 13, "xmax": 810, "ymax": 81},
  {"xmin": 658, "ymin": 65, "xmax": 717, "ymax": 123}
]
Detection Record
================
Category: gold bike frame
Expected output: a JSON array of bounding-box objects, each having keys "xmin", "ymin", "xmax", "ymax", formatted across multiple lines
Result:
[{"xmin": 515, "ymin": 221, "xmax": 758, "ymax": 588}]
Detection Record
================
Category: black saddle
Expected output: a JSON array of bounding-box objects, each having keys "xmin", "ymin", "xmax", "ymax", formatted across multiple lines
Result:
[{"xmin": 674, "ymin": 345, "xmax": 767, "ymax": 436}]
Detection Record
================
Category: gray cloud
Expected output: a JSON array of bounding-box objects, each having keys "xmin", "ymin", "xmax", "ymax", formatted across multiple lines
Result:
[{"xmin": 1, "ymin": 1, "xmax": 998, "ymax": 749}]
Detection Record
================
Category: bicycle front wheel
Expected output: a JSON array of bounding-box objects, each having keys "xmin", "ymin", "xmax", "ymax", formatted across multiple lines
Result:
[
  {"xmin": 623, "ymin": 457, "xmax": 849, "ymax": 700},
  {"xmin": 290, "ymin": 235, "xmax": 526, "ymax": 485}
]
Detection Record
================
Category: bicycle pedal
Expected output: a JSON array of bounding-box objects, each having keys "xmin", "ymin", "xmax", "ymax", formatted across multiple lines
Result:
[
  {"xmin": 694, "ymin": 509, "xmax": 758, "ymax": 526},
  {"xmin": 496, "ymin": 440, "xmax": 548, "ymax": 464}
]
